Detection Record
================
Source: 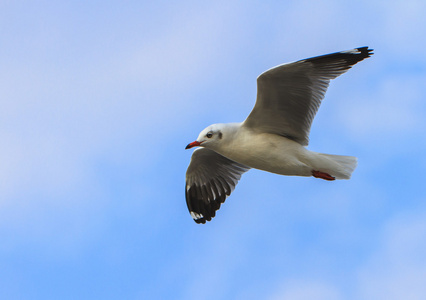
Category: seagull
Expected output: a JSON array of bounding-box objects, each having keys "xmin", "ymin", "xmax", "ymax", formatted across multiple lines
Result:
[{"xmin": 185, "ymin": 47, "xmax": 373, "ymax": 224}]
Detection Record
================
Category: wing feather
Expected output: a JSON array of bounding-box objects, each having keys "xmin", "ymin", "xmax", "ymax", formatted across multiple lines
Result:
[
  {"xmin": 243, "ymin": 47, "xmax": 373, "ymax": 145},
  {"xmin": 185, "ymin": 148, "xmax": 250, "ymax": 224}
]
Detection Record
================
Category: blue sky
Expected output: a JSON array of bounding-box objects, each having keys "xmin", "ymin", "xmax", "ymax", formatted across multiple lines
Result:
[{"xmin": 1, "ymin": 1, "xmax": 426, "ymax": 299}]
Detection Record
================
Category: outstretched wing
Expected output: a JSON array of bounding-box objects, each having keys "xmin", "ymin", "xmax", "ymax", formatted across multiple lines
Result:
[
  {"xmin": 243, "ymin": 47, "xmax": 373, "ymax": 146},
  {"xmin": 185, "ymin": 148, "xmax": 250, "ymax": 224}
]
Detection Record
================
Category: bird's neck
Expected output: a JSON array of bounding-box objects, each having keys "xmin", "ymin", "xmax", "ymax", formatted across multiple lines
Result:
[{"xmin": 222, "ymin": 122, "xmax": 241, "ymax": 136}]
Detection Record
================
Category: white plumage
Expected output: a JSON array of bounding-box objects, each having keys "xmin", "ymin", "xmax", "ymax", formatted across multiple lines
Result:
[{"xmin": 185, "ymin": 47, "xmax": 373, "ymax": 224}]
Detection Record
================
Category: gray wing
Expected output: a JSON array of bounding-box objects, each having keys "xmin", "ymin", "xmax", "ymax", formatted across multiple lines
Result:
[
  {"xmin": 243, "ymin": 47, "xmax": 373, "ymax": 146},
  {"xmin": 185, "ymin": 148, "xmax": 250, "ymax": 224}
]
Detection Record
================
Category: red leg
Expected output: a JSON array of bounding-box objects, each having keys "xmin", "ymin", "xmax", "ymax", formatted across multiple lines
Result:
[{"xmin": 312, "ymin": 170, "xmax": 336, "ymax": 181}]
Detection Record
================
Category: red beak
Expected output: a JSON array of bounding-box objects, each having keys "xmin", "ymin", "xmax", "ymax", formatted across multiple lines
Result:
[{"xmin": 185, "ymin": 141, "xmax": 201, "ymax": 149}]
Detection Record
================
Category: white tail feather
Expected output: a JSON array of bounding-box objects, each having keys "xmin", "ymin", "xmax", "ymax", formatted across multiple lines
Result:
[{"xmin": 315, "ymin": 153, "xmax": 358, "ymax": 179}]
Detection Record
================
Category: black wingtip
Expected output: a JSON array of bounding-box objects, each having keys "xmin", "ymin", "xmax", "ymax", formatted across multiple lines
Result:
[
  {"xmin": 194, "ymin": 218, "xmax": 207, "ymax": 224},
  {"xmin": 299, "ymin": 46, "xmax": 374, "ymax": 70},
  {"xmin": 354, "ymin": 46, "xmax": 374, "ymax": 58},
  {"xmin": 337, "ymin": 47, "xmax": 374, "ymax": 65},
  {"xmin": 186, "ymin": 185, "xmax": 220, "ymax": 225}
]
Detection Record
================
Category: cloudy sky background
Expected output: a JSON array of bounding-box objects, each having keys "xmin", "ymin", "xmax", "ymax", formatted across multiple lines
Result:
[{"xmin": 1, "ymin": 1, "xmax": 426, "ymax": 299}]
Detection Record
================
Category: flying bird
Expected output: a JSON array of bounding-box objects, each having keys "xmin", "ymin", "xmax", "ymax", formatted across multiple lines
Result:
[{"xmin": 185, "ymin": 47, "xmax": 373, "ymax": 224}]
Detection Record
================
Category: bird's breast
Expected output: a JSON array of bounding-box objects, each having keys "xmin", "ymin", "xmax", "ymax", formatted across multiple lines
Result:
[{"xmin": 217, "ymin": 132, "xmax": 311, "ymax": 176}]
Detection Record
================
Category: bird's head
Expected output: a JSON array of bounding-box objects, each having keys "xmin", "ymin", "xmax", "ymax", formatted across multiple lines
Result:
[{"xmin": 185, "ymin": 124, "xmax": 225, "ymax": 150}]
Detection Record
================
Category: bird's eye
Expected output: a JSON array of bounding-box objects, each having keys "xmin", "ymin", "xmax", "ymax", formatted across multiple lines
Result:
[{"xmin": 206, "ymin": 132, "xmax": 213, "ymax": 138}]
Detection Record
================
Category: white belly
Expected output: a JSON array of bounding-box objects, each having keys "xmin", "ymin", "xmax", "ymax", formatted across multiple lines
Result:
[{"xmin": 216, "ymin": 132, "xmax": 313, "ymax": 177}]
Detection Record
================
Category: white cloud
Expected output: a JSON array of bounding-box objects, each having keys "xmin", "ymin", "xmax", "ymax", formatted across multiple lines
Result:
[
  {"xmin": 356, "ymin": 210, "xmax": 426, "ymax": 300},
  {"xmin": 260, "ymin": 209, "xmax": 426, "ymax": 300},
  {"xmin": 1, "ymin": 2, "xmax": 426, "ymax": 298},
  {"xmin": 336, "ymin": 73, "xmax": 425, "ymax": 145},
  {"xmin": 0, "ymin": 1, "xmax": 246, "ymax": 197},
  {"xmin": 378, "ymin": 0, "xmax": 426, "ymax": 57},
  {"xmin": 267, "ymin": 279, "xmax": 342, "ymax": 300},
  {"xmin": 0, "ymin": 0, "xmax": 256, "ymax": 255}
]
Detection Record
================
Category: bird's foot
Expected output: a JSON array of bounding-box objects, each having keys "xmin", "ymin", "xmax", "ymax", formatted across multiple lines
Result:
[{"xmin": 312, "ymin": 170, "xmax": 335, "ymax": 181}]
